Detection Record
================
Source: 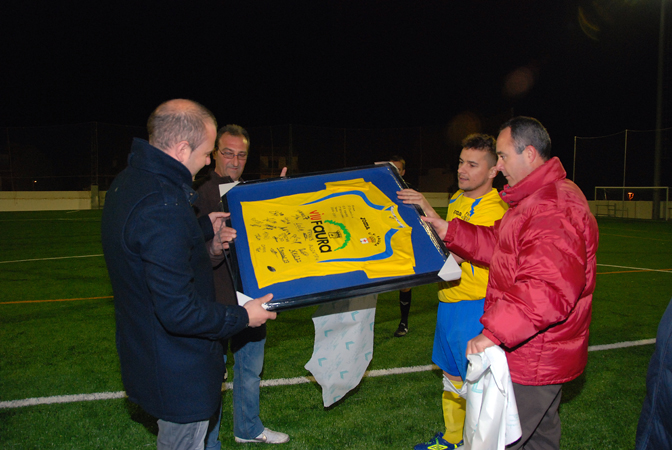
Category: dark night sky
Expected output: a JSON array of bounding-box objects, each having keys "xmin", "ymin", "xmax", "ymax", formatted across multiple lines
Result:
[{"xmin": 1, "ymin": 0, "xmax": 670, "ymax": 166}]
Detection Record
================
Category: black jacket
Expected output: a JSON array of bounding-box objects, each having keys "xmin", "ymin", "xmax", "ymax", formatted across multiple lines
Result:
[{"xmin": 102, "ymin": 139, "xmax": 248, "ymax": 423}]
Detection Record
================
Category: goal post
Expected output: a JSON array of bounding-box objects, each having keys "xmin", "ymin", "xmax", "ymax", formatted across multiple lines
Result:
[{"xmin": 593, "ymin": 186, "xmax": 669, "ymax": 220}]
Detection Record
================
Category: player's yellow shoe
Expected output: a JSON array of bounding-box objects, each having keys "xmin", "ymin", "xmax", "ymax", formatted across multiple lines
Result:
[{"xmin": 413, "ymin": 432, "xmax": 463, "ymax": 450}]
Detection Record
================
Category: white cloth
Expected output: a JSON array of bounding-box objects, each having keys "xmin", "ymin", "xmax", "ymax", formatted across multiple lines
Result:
[
  {"xmin": 304, "ymin": 295, "xmax": 377, "ymax": 407},
  {"xmin": 444, "ymin": 346, "xmax": 522, "ymax": 450}
]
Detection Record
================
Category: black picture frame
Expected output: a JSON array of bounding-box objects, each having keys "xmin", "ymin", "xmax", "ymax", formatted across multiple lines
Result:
[{"xmin": 222, "ymin": 163, "xmax": 450, "ymax": 311}]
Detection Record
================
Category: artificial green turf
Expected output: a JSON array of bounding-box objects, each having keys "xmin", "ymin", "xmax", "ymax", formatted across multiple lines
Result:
[
  {"xmin": 560, "ymin": 346, "xmax": 653, "ymax": 450},
  {"xmin": 1, "ymin": 300, "xmax": 120, "ymax": 400},
  {"xmin": 1, "ymin": 211, "xmax": 672, "ymax": 449}
]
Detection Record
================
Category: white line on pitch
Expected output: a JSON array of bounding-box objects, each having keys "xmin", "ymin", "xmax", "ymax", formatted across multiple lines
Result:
[
  {"xmin": 597, "ymin": 263, "xmax": 672, "ymax": 273},
  {"xmin": 0, "ymin": 216, "xmax": 97, "ymax": 221},
  {"xmin": 588, "ymin": 338, "xmax": 656, "ymax": 351},
  {"xmin": 0, "ymin": 392, "xmax": 127, "ymax": 409},
  {"xmin": 0, "ymin": 254, "xmax": 104, "ymax": 264},
  {"xmin": 0, "ymin": 340, "xmax": 656, "ymax": 410}
]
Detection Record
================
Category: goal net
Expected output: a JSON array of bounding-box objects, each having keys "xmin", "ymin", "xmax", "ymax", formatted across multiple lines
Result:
[{"xmin": 594, "ymin": 186, "xmax": 669, "ymax": 220}]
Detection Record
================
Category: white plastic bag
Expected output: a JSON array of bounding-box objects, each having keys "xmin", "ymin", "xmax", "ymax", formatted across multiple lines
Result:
[
  {"xmin": 445, "ymin": 346, "xmax": 521, "ymax": 450},
  {"xmin": 304, "ymin": 295, "xmax": 377, "ymax": 407}
]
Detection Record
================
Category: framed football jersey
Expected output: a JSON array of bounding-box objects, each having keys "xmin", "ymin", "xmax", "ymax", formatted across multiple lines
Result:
[{"xmin": 222, "ymin": 163, "xmax": 454, "ymax": 311}]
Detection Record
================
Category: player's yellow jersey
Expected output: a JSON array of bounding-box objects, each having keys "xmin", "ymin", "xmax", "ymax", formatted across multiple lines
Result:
[
  {"xmin": 438, "ymin": 188, "xmax": 507, "ymax": 302},
  {"xmin": 240, "ymin": 178, "xmax": 415, "ymax": 289}
]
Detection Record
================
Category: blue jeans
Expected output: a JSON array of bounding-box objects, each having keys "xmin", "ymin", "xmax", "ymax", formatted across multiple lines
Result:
[
  {"xmin": 205, "ymin": 337, "xmax": 266, "ymax": 448},
  {"xmin": 204, "ymin": 402, "xmax": 222, "ymax": 450},
  {"xmin": 233, "ymin": 337, "xmax": 266, "ymax": 439}
]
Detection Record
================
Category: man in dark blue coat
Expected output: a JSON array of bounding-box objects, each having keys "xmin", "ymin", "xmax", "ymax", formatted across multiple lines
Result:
[
  {"xmin": 636, "ymin": 297, "xmax": 672, "ymax": 450},
  {"xmin": 101, "ymin": 99, "xmax": 276, "ymax": 450}
]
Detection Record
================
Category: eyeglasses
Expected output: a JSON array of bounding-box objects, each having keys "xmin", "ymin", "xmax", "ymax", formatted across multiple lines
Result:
[{"xmin": 218, "ymin": 149, "xmax": 248, "ymax": 160}]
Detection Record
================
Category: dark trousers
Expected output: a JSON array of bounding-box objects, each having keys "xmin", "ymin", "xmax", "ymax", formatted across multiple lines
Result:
[{"xmin": 507, "ymin": 383, "xmax": 562, "ymax": 450}]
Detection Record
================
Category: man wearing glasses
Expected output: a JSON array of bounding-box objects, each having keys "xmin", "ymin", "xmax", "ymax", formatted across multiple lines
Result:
[
  {"xmin": 194, "ymin": 125, "xmax": 289, "ymax": 446},
  {"xmin": 215, "ymin": 125, "xmax": 249, "ymax": 182}
]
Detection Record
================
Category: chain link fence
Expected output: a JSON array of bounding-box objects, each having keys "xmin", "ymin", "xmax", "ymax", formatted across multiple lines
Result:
[
  {"xmin": 4, "ymin": 122, "xmax": 669, "ymax": 200},
  {"xmin": 1, "ymin": 123, "xmax": 464, "ymax": 194},
  {"xmin": 0, "ymin": 123, "xmax": 146, "ymax": 191},
  {"xmin": 573, "ymin": 127, "xmax": 672, "ymax": 200}
]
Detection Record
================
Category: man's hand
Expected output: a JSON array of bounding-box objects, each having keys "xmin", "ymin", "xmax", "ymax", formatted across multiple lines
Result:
[
  {"xmin": 208, "ymin": 212, "xmax": 237, "ymax": 255},
  {"xmin": 422, "ymin": 216, "xmax": 449, "ymax": 240},
  {"xmin": 244, "ymin": 294, "xmax": 277, "ymax": 327},
  {"xmin": 280, "ymin": 167, "xmax": 288, "ymax": 177},
  {"xmin": 208, "ymin": 212, "xmax": 229, "ymax": 230},
  {"xmin": 396, "ymin": 189, "xmax": 440, "ymax": 219},
  {"xmin": 423, "ymin": 217, "xmax": 469, "ymax": 264},
  {"xmin": 466, "ymin": 333, "xmax": 496, "ymax": 355}
]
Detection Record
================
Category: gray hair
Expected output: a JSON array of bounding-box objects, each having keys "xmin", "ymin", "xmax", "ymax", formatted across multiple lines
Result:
[{"xmin": 500, "ymin": 116, "xmax": 551, "ymax": 161}]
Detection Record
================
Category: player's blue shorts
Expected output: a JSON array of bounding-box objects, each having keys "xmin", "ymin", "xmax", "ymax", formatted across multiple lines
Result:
[{"xmin": 432, "ymin": 299, "xmax": 485, "ymax": 380}]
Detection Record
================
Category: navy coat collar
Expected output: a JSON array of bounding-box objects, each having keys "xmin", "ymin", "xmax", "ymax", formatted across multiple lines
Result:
[{"xmin": 128, "ymin": 138, "xmax": 198, "ymax": 204}]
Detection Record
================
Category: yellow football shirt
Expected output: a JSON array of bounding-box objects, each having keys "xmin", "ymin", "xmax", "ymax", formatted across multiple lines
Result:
[
  {"xmin": 240, "ymin": 178, "xmax": 415, "ymax": 288},
  {"xmin": 438, "ymin": 188, "xmax": 507, "ymax": 302}
]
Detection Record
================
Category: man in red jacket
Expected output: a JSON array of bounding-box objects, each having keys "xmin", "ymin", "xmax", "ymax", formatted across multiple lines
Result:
[{"xmin": 425, "ymin": 116, "xmax": 598, "ymax": 450}]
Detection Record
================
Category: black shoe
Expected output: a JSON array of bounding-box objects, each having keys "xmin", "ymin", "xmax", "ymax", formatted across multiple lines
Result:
[{"xmin": 394, "ymin": 323, "xmax": 408, "ymax": 337}]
